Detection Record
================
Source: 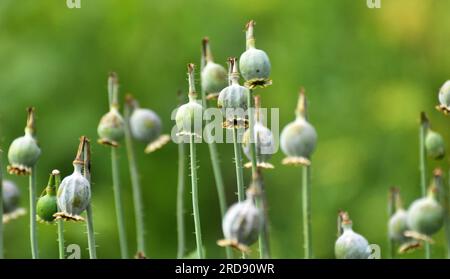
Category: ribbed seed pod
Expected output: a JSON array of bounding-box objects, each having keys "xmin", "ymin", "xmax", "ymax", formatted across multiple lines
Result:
[
  {"xmin": 335, "ymin": 211, "xmax": 370, "ymax": 259},
  {"xmin": 239, "ymin": 20, "xmax": 271, "ymax": 88},
  {"xmin": 280, "ymin": 90, "xmax": 317, "ymax": 166},
  {"xmin": 97, "ymin": 108, "xmax": 125, "ymax": 146},
  {"xmin": 407, "ymin": 186, "xmax": 444, "ymax": 236},
  {"xmin": 7, "ymin": 108, "xmax": 41, "ymax": 175},
  {"xmin": 201, "ymin": 38, "xmax": 227, "ymax": 97},
  {"xmin": 425, "ymin": 129, "xmax": 445, "ymax": 160},
  {"xmin": 218, "ymin": 192, "xmax": 262, "ymax": 252}
]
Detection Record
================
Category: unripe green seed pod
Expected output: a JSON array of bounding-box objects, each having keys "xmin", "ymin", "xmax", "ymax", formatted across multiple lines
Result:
[
  {"xmin": 438, "ymin": 80, "xmax": 450, "ymax": 112},
  {"xmin": 176, "ymin": 63, "xmax": 203, "ymax": 138},
  {"xmin": 202, "ymin": 62, "xmax": 228, "ymax": 94},
  {"xmin": 388, "ymin": 208, "xmax": 409, "ymax": 243},
  {"xmin": 97, "ymin": 108, "xmax": 125, "ymax": 145},
  {"xmin": 335, "ymin": 212, "xmax": 370, "ymax": 259},
  {"xmin": 217, "ymin": 83, "xmax": 248, "ymax": 113},
  {"xmin": 239, "ymin": 20, "xmax": 271, "ymax": 86},
  {"xmin": 56, "ymin": 164, "xmax": 91, "ymax": 221},
  {"xmin": 425, "ymin": 129, "xmax": 445, "ymax": 160},
  {"xmin": 407, "ymin": 192, "xmax": 444, "ymax": 236},
  {"xmin": 37, "ymin": 192, "xmax": 57, "ymax": 222},
  {"xmin": 2, "ymin": 180, "xmax": 25, "ymax": 223},
  {"xmin": 280, "ymin": 117, "xmax": 317, "ymax": 160},
  {"xmin": 222, "ymin": 198, "xmax": 262, "ymax": 249},
  {"xmin": 130, "ymin": 108, "xmax": 162, "ymax": 143},
  {"xmin": 242, "ymin": 122, "xmax": 275, "ymax": 165},
  {"xmin": 239, "ymin": 48, "xmax": 271, "ymax": 82}
]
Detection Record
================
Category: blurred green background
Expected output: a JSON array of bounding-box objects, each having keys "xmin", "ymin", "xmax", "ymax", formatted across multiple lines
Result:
[{"xmin": 1, "ymin": 0, "xmax": 450, "ymax": 259}]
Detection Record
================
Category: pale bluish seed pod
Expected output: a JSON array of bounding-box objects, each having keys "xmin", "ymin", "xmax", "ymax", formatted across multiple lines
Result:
[
  {"xmin": 130, "ymin": 108, "xmax": 162, "ymax": 143},
  {"xmin": 335, "ymin": 222, "xmax": 370, "ymax": 259},
  {"xmin": 222, "ymin": 198, "xmax": 262, "ymax": 247},
  {"xmin": 425, "ymin": 129, "xmax": 445, "ymax": 160},
  {"xmin": 239, "ymin": 48, "xmax": 271, "ymax": 82},
  {"xmin": 2, "ymin": 180, "xmax": 21, "ymax": 214},
  {"xmin": 280, "ymin": 117, "xmax": 317, "ymax": 159},
  {"xmin": 406, "ymin": 194, "xmax": 444, "ymax": 236},
  {"xmin": 2, "ymin": 180, "xmax": 26, "ymax": 223},
  {"xmin": 175, "ymin": 100, "xmax": 203, "ymax": 137},
  {"xmin": 217, "ymin": 83, "xmax": 249, "ymax": 113},
  {"xmin": 388, "ymin": 208, "xmax": 409, "ymax": 243},
  {"xmin": 56, "ymin": 164, "xmax": 91, "ymax": 221},
  {"xmin": 438, "ymin": 80, "xmax": 450, "ymax": 110},
  {"xmin": 242, "ymin": 121, "xmax": 275, "ymax": 164},
  {"xmin": 201, "ymin": 62, "xmax": 228, "ymax": 94},
  {"xmin": 8, "ymin": 133, "xmax": 41, "ymax": 172},
  {"xmin": 97, "ymin": 108, "xmax": 125, "ymax": 144}
]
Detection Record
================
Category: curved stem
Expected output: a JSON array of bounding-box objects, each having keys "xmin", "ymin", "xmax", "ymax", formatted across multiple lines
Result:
[
  {"xmin": 111, "ymin": 148, "xmax": 128, "ymax": 259},
  {"xmin": 302, "ymin": 165, "xmax": 312, "ymax": 259},
  {"xmin": 0, "ymin": 157, "xmax": 3, "ymax": 259},
  {"xmin": 177, "ymin": 142, "xmax": 186, "ymax": 259},
  {"xmin": 419, "ymin": 113, "xmax": 430, "ymax": 259},
  {"xmin": 247, "ymin": 91, "xmax": 271, "ymax": 259},
  {"xmin": 232, "ymin": 128, "xmax": 245, "ymax": 202},
  {"xmin": 29, "ymin": 166, "xmax": 38, "ymax": 259},
  {"xmin": 124, "ymin": 107, "xmax": 146, "ymax": 256},
  {"xmin": 189, "ymin": 135, "xmax": 204, "ymax": 259}
]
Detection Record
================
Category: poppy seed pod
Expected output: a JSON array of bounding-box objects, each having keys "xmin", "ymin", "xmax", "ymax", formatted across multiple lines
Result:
[
  {"xmin": 335, "ymin": 212, "xmax": 370, "ymax": 259},
  {"xmin": 425, "ymin": 129, "xmax": 445, "ymax": 160},
  {"xmin": 175, "ymin": 64, "xmax": 203, "ymax": 138},
  {"xmin": 280, "ymin": 91, "xmax": 317, "ymax": 165},
  {"xmin": 219, "ymin": 197, "xmax": 262, "ymax": 252},
  {"xmin": 217, "ymin": 58, "xmax": 249, "ymax": 128},
  {"xmin": 36, "ymin": 173, "xmax": 58, "ymax": 223},
  {"xmin": 437, "ymin": 80, "xmax": 450, "ymax": 114},
  {"xmin": 2, "ymin": 180, "xmax": 26, "ymax": 223},
  {"xmin": 243, "ymin": 122, "xmax": 275, "ymax": 167},
  {"xmin": 130, "ymin": 108, "xmax": 162, "ymax": 143},
  {"xmin": 239, "ymin": 20, "xmax": 271, "ymax": 87},
  {"xmin": 55, "ymin": 164, "xmax": 91, "ymax": 222},
  {"xmin": 201, "ymin": 38, "xmax": 227, "ymax": 96},
  {"xmin": 97, "ymin": 108, "xmax": 125, "ymax": 146},
  {"xmin": 388, "ymin": 209, "xmax": 409, "ymax": 243},
  {"xmin": 7, "ymin": 108, "xmax": 41, "ymax": 175},
  {"xmin": 407, "ymin": 187, "xmax": 444, "ymax": 236}
]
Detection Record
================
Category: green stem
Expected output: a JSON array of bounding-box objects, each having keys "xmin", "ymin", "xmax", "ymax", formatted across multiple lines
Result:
[
  {"xmin": 302, "ymin": 165, "xmax": 312, "ymax": 259},
  {"xmin": 124, "ymin": 108, "xmax": 146, "ymax": 256},
  {"xmin": 177, "ymin": 142, "xmax": 186, "ymax": 259},
  {"xmin": 247, "ymin": 90, "xmax": 271, "ymax": 259},
  {"xmin": 232, "ymin": 128, "xmax": 245, "ymax": 202},
  {"xmin": 199, "ymin": 49, "xmax": 232, "ymax": 259},
  {"xmin": 0, "ymin": 156, "xmax": 3, "ymax": 259},
  {"xmin": 387, "ymin": 189, "xmax": 395, "ymax": 259},
  {"xmin": 419, "ymin": 114, "xmax": 430, "ymax": 259},
  {"xmin": 29, "ymin": 165, "xmax": 38, "ymax": 259},
  {"xmin": 111, "ymin": 148, "xmax": 128, "ymax": 259},
  {"xmin": 189, "ymin": 135, "xmax": 204, "ymax": 259},
  {"xmin": 54, "ymin": 172, "xmax": 65, "ymax": 259},
  {"xmin": 444, "ymin": 170, "xmax": 450, "ymax": 259},
  {"xmin": 83, "ymin": 140, "xmax": 97, "ymax": 259}
]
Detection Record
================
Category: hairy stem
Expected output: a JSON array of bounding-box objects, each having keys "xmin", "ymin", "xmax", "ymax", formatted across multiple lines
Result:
[
  {"xmin": 387, "ymin": 188, "xmax": 395, "ymax": 259},
  {"xmin": 29, "ymin": 166, "xmax": 38, "ymax": 259},
  {"xmin": 177, "ymin": 142, "xmax": 186, "ymax": 259},
  {"xmin": 232, "ymin": 128, "xmax": 245, "ymax": 202},
  {"xmin": 200, "ymin": 40, "xmax": 232, "ymax": 259},
  {"xmin": 124, "ymin": 106, "xmax": 146, "ymax": 256},
  {"xmin": 190, "ymin": 135, "xmax": 204, "ymax": 259},
  {"xmin": 54, "ymin": 172, "xmax": 65, "ymax": 259},
  {"xmin": 83, "ymin": 138, "xmax": 97, "ymax": 259},
  {"xmin": 419, "ymin": 112, "xmax": 430, "ymax": 259},
  {"xmin": 111, "ymin": 148, "xmax": 128, "ymax": 259},
  {"xmin": 247, "ymin": 91, "xmax": 271, "ymax": 259},
  {"xmin": 446, "ymin": 170, "xmax": 450, "ymax": 259},
  {"xmin": 302, "ymin": 165, "xmax": 312, "ymax": 259}
]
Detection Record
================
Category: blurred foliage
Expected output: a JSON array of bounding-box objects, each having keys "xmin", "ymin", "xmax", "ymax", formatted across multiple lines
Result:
[{"xmin": 0, "ymin": 0, "xmax": 450, "ymax": 259}]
